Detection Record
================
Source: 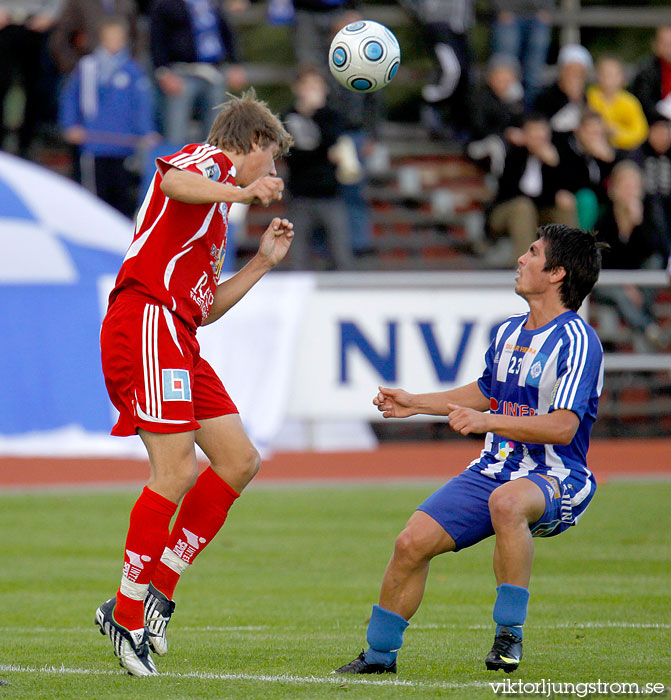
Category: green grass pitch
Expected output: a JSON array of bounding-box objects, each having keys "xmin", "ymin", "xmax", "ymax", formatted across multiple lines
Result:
[{"xmin": 1, "ymin": 480, "xmax": 669, "ymax": 699}]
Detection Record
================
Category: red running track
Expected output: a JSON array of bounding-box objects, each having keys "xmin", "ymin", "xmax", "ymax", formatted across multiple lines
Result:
[{"xmin": 1, "ymin": 439, "xmax": 670, "ymax": 490}]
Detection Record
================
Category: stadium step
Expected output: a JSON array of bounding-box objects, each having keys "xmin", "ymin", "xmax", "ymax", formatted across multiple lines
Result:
[{"xmin": 236, "ymin": 121, "xmax": 493, "ymax": 271}]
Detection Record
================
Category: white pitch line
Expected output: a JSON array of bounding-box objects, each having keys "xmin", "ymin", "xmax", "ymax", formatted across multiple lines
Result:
[
  {"xmin": 0, "ymin": 664, "xmax": 490, "ymax": 690},
  {"xmin": 0, "ymin": 625, "xmax": 269, "ymax": 634},
  {"xmin": 413, "ymin": 621, "xmax": 671, "ymax": 630},
  {"xmin": 180, "ymin": 626, "xmax": 269, "ymax": 632},
  {"xmin": 1, "ymin": 621, "xmax": 669, "ymax": 635}
]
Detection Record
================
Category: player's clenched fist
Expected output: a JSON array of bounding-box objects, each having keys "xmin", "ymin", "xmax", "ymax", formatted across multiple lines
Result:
[
  {"xmin": 446, "ymin": 404, "xmax": 490, "ymax": 436},
  {"xmin": 373, "ymin": 386, "xmax": 417, "ymax": 418},
  {"xmin": 242, "ymin": 175, "xmax": 284, "ymax": 206}
]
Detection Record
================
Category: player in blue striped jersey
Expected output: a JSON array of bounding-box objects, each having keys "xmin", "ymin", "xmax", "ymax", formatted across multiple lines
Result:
[{"xmin": 334, "ymin": 224, "xmax": 608, "ymax": 676}]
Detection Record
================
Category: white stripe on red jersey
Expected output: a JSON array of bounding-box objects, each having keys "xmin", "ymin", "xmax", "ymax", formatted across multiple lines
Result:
[
  {"xmin": 109, "ymin": 143, "xmax": 236, "ymax": 329},
  {"xmin": 168, "ymin": 145, "xmax": 218, "ymax": 170}
]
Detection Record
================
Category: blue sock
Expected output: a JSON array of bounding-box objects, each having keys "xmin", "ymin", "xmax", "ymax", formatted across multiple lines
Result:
[
  {"xmin": 493, "ymin": 584, "xmax": 529, "ymax": 640},
  {"xmin": 364, "ymin": 604, "xmax": 409, "ymax": 666}
]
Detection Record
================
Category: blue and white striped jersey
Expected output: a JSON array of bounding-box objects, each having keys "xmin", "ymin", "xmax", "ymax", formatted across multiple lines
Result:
[{"xmin": 470, "ymin": 310, "xmax": 604, "ymax": 501}]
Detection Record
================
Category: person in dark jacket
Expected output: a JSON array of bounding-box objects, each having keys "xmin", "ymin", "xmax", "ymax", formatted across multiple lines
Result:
[
  {"xmin": 59, "ymin": 16, "xmax": 157, "ymax": 217},
  {"xmin": 470, "ymin": 54, "xmax": 524, "ymax": 141},
  {"xmin": 487, "ymin": 114, "xmax": 576, "ymax": 262},
  {"xmin": 150, "ymin": 0, "xmax": 246, "ymax": 144},
  {"xmin": 467, "ymin": 53, "xmax": 524, "ymax": 176},
  {"xmin": 0, "ymin": 0, "xmax": 63, "ymax": 157},
  {"xmin": 630, "ymin": 25, "xmax": 671, "ymax": 125},
  {"xmin": 283, "ymin": 66, "xmax": 354, "ymax": 270},
  {"xmin": 555, "ymin": 110, "xmax": 614, "ymax": 230},
  {"xmin": 594, "ymin": 160, "xmax": 668, "ymax": 349},
  {"xmin": 402, "ymin": 0, "xmax": 474, "ymax": 138},
  {"xmin": 631, "ymin": 118, "xmax": 671, "ymax": 262}
]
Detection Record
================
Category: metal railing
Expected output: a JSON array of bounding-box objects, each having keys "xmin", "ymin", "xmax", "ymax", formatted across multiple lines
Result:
[
  {"xmin": 233, "ymin": 2, "xmax": 671, "ymax": 31},
  {"xmin": 233, "ymin": 2, "xmax": 671, "ymax": 85}
]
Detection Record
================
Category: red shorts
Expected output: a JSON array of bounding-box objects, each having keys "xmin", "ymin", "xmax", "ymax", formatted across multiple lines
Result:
[{"xmin": 100, "ymin": 293, "xmax": 238, "ymax": 436}]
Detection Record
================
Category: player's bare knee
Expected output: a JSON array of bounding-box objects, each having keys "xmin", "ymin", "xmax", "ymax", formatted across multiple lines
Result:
[
  {"xmin": 393, "ymin": 527, "xmax": 433, "ymax": 568},
  {"xmin": 174, "ymin": 463, "xmax": 199, "ymax": 494},
  {"xmin": 151, "ymin": 464, "xmax": 198, "ymax": 502},
  {"xmin": 221, "ymin": 446, "xmax": 261, "ymax": 483},
  {"xmin": 488, "ymin": 489, "xmax": 524, "ymax": 527},
  {"xmin": 244, "ymin": 447, "xmax": 262, "ymax": 481}
]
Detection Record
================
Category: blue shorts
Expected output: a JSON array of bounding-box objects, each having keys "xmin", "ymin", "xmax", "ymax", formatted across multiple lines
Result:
[{"xmin": 417, "ymin": 468, "xmax": 592, "ymax": 551}]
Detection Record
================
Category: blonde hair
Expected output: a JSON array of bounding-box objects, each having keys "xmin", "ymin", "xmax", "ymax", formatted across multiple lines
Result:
[{"xmin": 207, "ymin": 88, "xmax": 293, "ymax": 156}]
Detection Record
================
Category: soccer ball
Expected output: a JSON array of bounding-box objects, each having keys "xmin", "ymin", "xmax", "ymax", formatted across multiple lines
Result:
[{"xmin": 328, "ymin": 20, "xmax": 401, "ymax": 93}]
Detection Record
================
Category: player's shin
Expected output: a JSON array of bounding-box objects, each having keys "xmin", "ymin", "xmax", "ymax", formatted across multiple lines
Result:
[
  {"xmin": 151, "ymin": 466, "xmax": 240, "ymax": 599},
  {"xmin": 115, "ymin": 487, "xmax": 178, "ymax": 631},
  {"xmin": 365, "ymin": 604, "xmax": 410, "ymax": 666}
]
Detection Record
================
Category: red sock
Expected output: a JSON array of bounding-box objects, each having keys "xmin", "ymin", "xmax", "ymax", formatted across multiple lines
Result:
[
  {"xmin": 114, "ymin": 486, "xmax": 177, "ymax": 630},
  {"xmin": 151, "ymin": 467, "xmax": 239, "ymax": 600}
]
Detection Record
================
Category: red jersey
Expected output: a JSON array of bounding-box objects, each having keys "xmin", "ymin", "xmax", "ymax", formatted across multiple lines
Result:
[{"xmin": 109, "ymin": 143, "xmax": 235, "ymax": 329}]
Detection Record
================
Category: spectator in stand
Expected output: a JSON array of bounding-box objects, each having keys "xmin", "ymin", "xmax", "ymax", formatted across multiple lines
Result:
[
  {"xmin": 487, "ymin": 113, "xmax": 576, "ymax": 263},
  {"xmin": 150, "ymin": 0, "xmax": 246, "ymax": 146},
  {"xmin": 283, "ymin": 66, "xmax": 354, "ymax": 270},
  {"xmin": 0, "ymin": 0, "xmax": 63, "ymax": 157},
  {"xmin": 555, "ymin": 110, "xmax": 614, "ymax": 230},
  {"xmin": 599, "ymin": 161, "xmax": 665, "ymax": 267},
  {"xmin": 292, "ymin": 0, "xmax": 352, "ymax": 69},
  {"xmin": 467, "ymin": 53, "xmax": 525, "ymax": 176},
  {"xmin": 630, "ymin": 25, "xmax": 671, "ymax": 126},
  {"xmin": 49, "ymin": 0, "xmax": 139, "ymax": 77},
  {"xmin": 631, "ymin": 118, "xmax": 671, "ymax": 263},
  {"xmin": 595, "ymin": 160, "xmax": 668, "ymax": 350},
  {"xmin": 490, "ymin": 0, "xmax": 554, "ymax": 112},
  {"xmin": 398, "ymin": 0, "xmax": 474, "ymax": 140},
  {"xmin": 332, "ymin": 82, "xmax": 377, "ymax": 256},
  {"xmin": 329, "ymin": 9, "xmax": 380, "ymax": 258},
  {"xmin": 534, "ymin": 44, "xmax": 591, "ymax": 139},
  {"xmin": 290, "ymin": 4, "xmax": 381, "ymax": 259},
  {"xmin": 587, "ymin": 56, "xmax": 648, "ymax": 152},
  {"xmin": 59, "ymin": 16, "xmax": 157, "ymax": 217},
  {"xmin": 470, "ymin": 54, "xmax": 525, "ymax": 141}
]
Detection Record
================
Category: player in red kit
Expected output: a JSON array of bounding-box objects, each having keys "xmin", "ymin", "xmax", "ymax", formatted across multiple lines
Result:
[{"xmin": 95, "ymin": 90, "xmax": 294, "ymax": 676}]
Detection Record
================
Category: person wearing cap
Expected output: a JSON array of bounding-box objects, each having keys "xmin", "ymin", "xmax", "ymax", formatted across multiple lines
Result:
[{"xmin": 534, "ymin": 44, "xmax": 592, "ymax": 137}]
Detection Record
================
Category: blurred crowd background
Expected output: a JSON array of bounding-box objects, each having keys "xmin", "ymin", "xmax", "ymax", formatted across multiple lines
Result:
[{"xmin": 1, "ymin": 0, "xmax": 671, "ymax": 356}]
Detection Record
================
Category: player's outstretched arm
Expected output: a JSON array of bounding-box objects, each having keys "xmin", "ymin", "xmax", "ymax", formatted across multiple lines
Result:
[
  {"xmin": 373, "ymin": 381, "xmax": 489, "ymax": 418},
  {"xmin": 446, "ymin": 405, "xmax": 579, "ymax": 445},
  {"xmin": 160, "ymin": 167, "xmax": 284, "ymax": 206},
  {"xmin": 202, "ymin": 218, "xmax": 294, "ymax": 325}
]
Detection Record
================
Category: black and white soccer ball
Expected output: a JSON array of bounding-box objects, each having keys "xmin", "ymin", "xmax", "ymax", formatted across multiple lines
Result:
[{"xmin": 328, "ymin": 20, "xmax": 401, "ymax": 93}]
